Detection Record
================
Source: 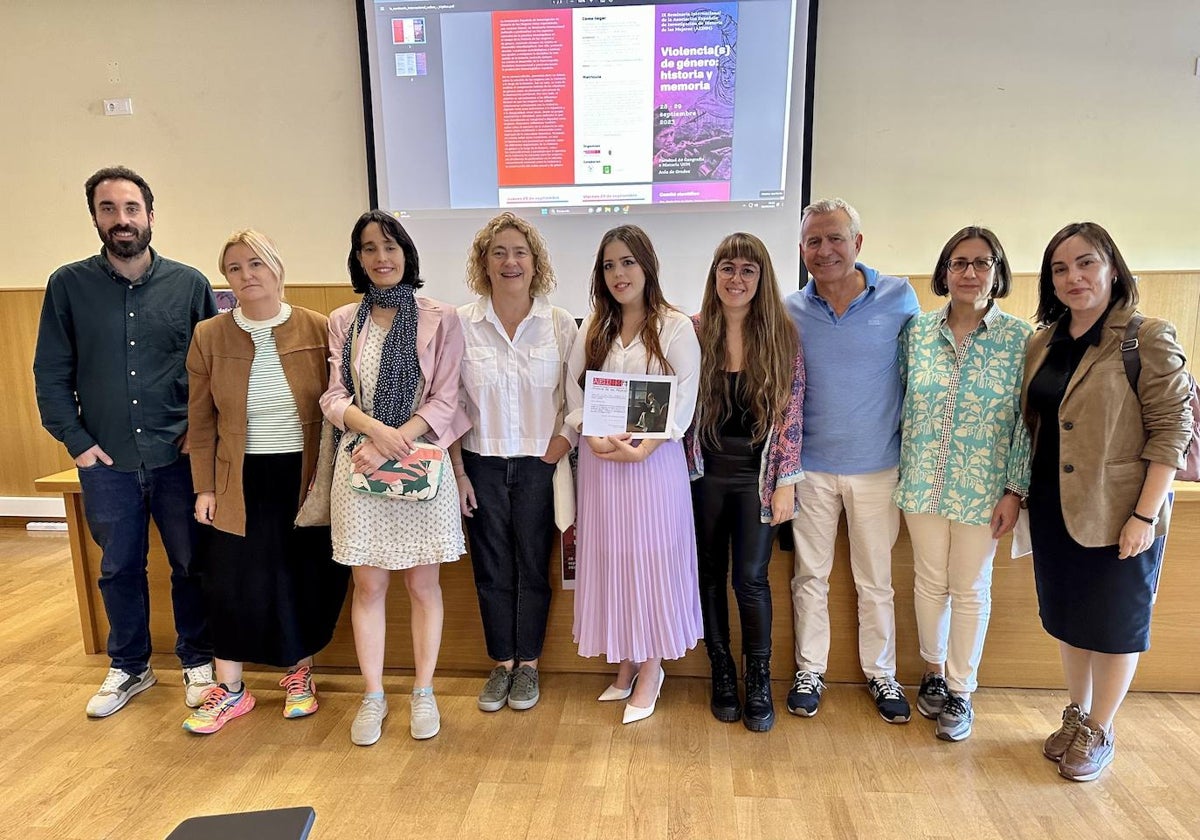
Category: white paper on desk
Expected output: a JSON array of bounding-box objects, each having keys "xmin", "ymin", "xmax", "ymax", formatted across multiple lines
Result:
[
  {"xmin": 581, "ymin": 370, "xmax": 677, "ymax": 439},
  {"xmin": 1010, "ymin": 508, "xmax": 1032, "ymax": 558}
]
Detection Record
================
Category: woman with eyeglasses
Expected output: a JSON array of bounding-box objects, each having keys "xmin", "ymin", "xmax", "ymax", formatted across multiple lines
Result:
[
  {"xmin": 894, "ymin": 226, "xmax": 1033, "ymax": 742},
  {"xmin": 684, "ymin": 232, "xmax": 804, "ymax": 732}
]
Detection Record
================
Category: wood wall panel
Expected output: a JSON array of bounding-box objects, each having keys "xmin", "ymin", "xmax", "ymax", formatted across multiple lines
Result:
[
  {"xmin": 50, "ymin": 479, "xmax": 1200, "ymax": 690},
  {"xmin": 0, "ymin": 291, "xmax": 77, "ymax": 497}
]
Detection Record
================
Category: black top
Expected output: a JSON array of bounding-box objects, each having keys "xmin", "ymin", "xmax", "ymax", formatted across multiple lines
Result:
[
  {"xmin": 34, "ymin": 248, "xmax": 217, "ymax": 471},
  {"xmin": 1027, "ymin": 310, "xmax": 1108, "ymax": 496}
]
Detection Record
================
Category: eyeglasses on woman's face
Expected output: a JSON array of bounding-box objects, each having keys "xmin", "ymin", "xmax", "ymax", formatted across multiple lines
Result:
[{"xmin": 946, "ymin": 256, "xmax": 998, "ymax": 274}]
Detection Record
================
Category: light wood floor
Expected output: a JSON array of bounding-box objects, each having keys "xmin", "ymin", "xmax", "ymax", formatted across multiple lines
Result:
[{"xmin": 3, "ymin": 529, "xmax": 1199, "ymax": 840}]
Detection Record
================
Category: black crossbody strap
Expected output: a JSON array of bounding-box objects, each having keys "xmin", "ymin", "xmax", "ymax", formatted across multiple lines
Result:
[{"xmin": 1121, "ymin": 313, "xmax": 1145, "ymax": 396}]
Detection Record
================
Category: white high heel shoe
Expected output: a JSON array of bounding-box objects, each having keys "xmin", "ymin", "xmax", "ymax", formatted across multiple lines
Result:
[
  {"xmin": 598, "ymin": 673, "xmax": 638, "ymax": 702},
  {"xmin": 622, "ymin": 667, "xmax": 665, "ymax": 724}
]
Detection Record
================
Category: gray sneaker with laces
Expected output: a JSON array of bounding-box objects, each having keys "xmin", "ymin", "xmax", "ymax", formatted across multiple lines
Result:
[
  {"xmin": 935, "ymin": 693, "xmax": 973, "ymax": 741},
  {"xmin": 411, "ymin": 689, "xmax": 441, "ymax": 740},
  {"xmin": 351, "ymin": 695, "xmax": 388, "ymax": 746},
  {"xmin": 917, "ymin": 672, "xmax": 949, "ymax": 720},
  {"xmin": 478, "ymin": 666, "xmax": 513, "ymax": 712},
  {"xmin": 507, "ymin": 665, "xmax": 540, "ymax": 711}
]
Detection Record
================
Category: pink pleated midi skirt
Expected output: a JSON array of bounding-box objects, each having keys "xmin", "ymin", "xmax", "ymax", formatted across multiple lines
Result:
[{"xmin": 572, "ymin": 439, "xmax": 703, "ymax": 663}]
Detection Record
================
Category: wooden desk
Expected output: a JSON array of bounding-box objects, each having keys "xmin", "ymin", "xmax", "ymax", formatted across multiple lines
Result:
[{"xmin": 35, "ymin": 469, "xmax": 1200, "ymax": 691}]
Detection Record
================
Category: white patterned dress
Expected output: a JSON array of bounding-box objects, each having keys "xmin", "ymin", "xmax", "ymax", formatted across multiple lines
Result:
[{"xmin": 330, "ymin": 324, "xmax": 465, "ymax": 569}]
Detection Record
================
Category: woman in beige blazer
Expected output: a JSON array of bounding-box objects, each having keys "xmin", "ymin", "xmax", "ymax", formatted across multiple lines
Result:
[{"xmin": 1022, "ymin": 222, "xmax": 1191, "ymax": 783}]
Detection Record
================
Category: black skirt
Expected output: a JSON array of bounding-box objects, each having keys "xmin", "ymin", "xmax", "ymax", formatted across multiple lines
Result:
[
  {"xmin": 197, "ymin": 453, "xmax": 349, "ymax": 666},
  {"xmin": 1028, "ymin": 490, "xmax": 1163, "ymax": 654}
]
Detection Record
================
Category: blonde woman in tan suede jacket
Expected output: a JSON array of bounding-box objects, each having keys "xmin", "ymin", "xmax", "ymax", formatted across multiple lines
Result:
[{"xmin": 183, "ymin": 229, "xmax": 348, "ymax": 734}]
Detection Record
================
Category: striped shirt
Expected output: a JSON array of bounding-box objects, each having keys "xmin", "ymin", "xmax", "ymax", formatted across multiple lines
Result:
[{"xmin": 234, "ymin": 304, "xmax": 304, "ymax": 454}]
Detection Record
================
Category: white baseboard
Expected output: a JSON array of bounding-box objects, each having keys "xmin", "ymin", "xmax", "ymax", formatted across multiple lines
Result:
[{"xmin": 0, "ymin": 496, "xmax": 66, "ymax": 518}]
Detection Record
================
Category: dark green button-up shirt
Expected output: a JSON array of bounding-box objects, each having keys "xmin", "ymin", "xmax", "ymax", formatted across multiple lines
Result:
[{"xmin": 34, "ymin": 248, "xmax": 218, "ymax": 471}]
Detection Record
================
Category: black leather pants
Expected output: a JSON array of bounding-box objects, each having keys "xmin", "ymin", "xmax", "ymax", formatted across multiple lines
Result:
[{"xmin": 691, "ymin": 437, "xmax": 776, "ymax": 657}]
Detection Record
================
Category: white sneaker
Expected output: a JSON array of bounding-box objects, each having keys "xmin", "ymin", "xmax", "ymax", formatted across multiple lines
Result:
[
  {"xmin": 86, "ymin": 666, "xmax": 156, "ymax": 718},
  {"xmin": 351, "ymin": 696, "xmax": 389, "ymax": 746},
  {"xmin": 410, "ymin": 690, "xmax": 441, "ymax": 740},
  {"xmin": 183, "ymin": 662, "xmax": 217, "ymax": 708}
]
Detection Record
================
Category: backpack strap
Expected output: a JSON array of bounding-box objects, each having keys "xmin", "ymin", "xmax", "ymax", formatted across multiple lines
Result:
[{"xmin": 1121, "ymin": 313, "xmax": 1145, "ymax": 396}]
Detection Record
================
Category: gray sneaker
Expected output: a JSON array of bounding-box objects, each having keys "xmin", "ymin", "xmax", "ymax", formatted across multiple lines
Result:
[
  {"xmin": 916, "ymin": 672, "xmax": 949, "ymax": 720},
  {"xmin": 183, "ymin": 662, "xmax": 217, "ymax": 708},
  {"xmin": 478, "ymin": 666, "xmax": 513, "ymax": 712},
  {"xmin": 350, "ymin": 695, "xmax": 388, "ymax": 746},
  {"xmin": 86, "ymin": 666, "xmax": 156, "ymax": 718},
  {"xmin": 507, "ymin": 665, "xmax": 540, "ymax": 711},
  {"xmin": 1043, "ymin": 702, "xmax": 1084, "ymax": 762},
  {"xmin": 935, "ymin": 693, "xmax": 973, "ymax": 741},
  {"xmin": 411, "ymin": 690, "xmax": 441, "ymax": 740}
]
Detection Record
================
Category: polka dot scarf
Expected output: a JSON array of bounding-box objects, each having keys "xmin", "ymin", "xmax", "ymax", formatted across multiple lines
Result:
[{"xmin": 336, "ymin": 283, "xmax": 419, "ymax": 451}]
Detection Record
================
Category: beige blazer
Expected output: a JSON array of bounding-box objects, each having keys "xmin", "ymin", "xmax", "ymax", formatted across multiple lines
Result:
[{"xmin": 1021, "ymin": 304, "xmax": 1191, "ymax": 547}]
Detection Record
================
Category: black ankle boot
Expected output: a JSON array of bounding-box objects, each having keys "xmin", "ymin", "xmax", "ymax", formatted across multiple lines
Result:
[
  {"xmin": 743, "ymin": 654, "xmax": 775, "ymax": 732},
  {"xmin": 707, "ymin": 642, "xmax": 741, "ymax": 722}
]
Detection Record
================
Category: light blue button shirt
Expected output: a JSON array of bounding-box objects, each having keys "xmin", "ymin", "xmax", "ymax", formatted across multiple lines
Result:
[{"xmin": 785, "ymin": 264, "xmax": 919, "ymax": 475}]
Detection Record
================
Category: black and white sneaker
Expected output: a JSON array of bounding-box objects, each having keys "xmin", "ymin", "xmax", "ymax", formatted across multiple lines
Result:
[
  {"xmin": 786, "ymin": 670, "xmax": 825, "ymax": 717},
  {"xmin": 936, "ymin": 693, "xmax": 974, "ymax": 741},
  {"xmin": 867, "ymin": 676, "xmax": 911, "ymax": 724},
  {"xmin": 916, "ymin": 672, "xmax": 950, "ymax": 720},
  {"xmin": 86, "ymin": 666, "xmax": 156, "ymax": 718}
]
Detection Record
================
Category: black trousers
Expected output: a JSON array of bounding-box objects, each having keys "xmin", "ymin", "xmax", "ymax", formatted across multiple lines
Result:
[{"xmin": 691, "ymin": 437, "xmax": 776, "ymax": 658}]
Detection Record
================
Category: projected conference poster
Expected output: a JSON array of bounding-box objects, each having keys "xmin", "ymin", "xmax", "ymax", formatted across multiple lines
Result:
[
  {"xmin": 653, "ymin": 3, "xmax": 737, "ymax": 202},
  {"xmin": 487, "ymin": 3, "xmax": 740, "ymax": 206}
]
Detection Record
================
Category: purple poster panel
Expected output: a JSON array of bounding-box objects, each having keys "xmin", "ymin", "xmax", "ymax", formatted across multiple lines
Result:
[{"xmin": 653, "ymin": 3, "xmax": 738, "ymax": 191}]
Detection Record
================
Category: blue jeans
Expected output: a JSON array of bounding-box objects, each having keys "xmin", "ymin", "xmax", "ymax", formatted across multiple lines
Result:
[
  {"xmin": 462, "ymin": 451, "xmax": 557, "ymax": 662},
  {"xmin": 77, "ymin": 456, "xmax": 212, "ymax": 674}
]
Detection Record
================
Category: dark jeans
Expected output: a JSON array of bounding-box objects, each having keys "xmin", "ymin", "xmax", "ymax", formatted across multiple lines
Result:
[
  {"xmin": 691, "ymin": 438, "xmax": 776, "ymax": 658},
  {"xmin": 462, "ymin": 451, "xmax": 556, "ymax": 662},
  {"xmin": 77, "ymin": 456, "xmax": 212, "ymax": 674}
]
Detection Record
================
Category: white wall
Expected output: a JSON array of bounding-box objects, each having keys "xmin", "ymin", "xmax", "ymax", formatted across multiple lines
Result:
[
  {"xmin": 2, "ymin": 0, "xmax": 1198, "ymax": 295},
  {"xmin": 809, "ymin": 0, "xmax": 1200, "ymax": 274}
]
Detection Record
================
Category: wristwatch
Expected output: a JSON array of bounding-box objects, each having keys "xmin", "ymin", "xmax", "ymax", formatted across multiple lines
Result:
[{"xmin": 1130, "ymin": 510, "xmax": 1159, "ymax": 526}]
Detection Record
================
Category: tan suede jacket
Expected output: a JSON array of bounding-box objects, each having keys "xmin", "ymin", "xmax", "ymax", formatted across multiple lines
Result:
[
  {"xmin": 186, "ymin": 306, "xmax": 329, "ymax": 536},
  {"xmin": 1021, "ymin": 304, "xmax": 1191, "ymax": 547}
]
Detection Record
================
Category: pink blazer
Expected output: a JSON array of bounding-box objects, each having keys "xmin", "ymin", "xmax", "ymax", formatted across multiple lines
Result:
[{"xmin": 320, "ymin": 296, "xmax": 471, "ymax": 448}]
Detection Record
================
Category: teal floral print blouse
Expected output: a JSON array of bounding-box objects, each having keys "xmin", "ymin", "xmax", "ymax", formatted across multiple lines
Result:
[{"xmin": 895, "ymin": 302, "xmax": 1033, "ymax": 526}]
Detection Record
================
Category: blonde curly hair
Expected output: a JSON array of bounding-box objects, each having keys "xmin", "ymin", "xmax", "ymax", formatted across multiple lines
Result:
[{"xmin": 465, "ymin": 212, "xmax": 556, "ymax": 297}]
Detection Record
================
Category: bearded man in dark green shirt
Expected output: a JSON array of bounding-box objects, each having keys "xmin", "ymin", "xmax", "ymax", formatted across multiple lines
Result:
[{"xmin": 34, "ymin": 166, "xmax": 218, "ymax": 718}]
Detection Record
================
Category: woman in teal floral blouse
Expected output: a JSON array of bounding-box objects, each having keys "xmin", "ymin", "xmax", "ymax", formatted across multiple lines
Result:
[{"xmin": 895, "ymin": 226, "xmax": 1033, "ymax": 742}]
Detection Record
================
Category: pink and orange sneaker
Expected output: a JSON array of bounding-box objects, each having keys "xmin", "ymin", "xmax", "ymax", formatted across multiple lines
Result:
[
  {"xmin": 182, "ymin": 685, "xmax": 256, "ymax": 734},
  {"xmin": 280, "ymin": 666, "xmax": 318, "ymax": 718}
]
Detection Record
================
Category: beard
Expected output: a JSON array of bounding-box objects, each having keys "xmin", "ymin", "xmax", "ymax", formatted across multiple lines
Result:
[{"xmin": 100, "ymin": 223, "xmax": 153, "ymax": 260}]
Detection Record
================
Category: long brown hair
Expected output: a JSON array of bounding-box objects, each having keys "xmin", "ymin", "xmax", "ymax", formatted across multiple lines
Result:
[
  {"xmin": 581, "ymin": 225, "xmax": 675, "ymax": 381},
  {"xmin": 695, "ymin": 232, "xmax": 797, "ymax": 447}
]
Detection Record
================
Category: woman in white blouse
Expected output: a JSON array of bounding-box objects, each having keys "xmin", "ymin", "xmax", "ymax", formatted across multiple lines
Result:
[
  {"xmin": 452, "ymin": 213, "xmax": 580, "ymax": 713},
  {"xmin": 565, "ymin": 224, "xmax": 703, "ymax": 724}
]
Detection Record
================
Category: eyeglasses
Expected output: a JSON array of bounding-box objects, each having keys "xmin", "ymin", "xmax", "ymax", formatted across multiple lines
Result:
[{"xmin": 946, "ymin": 257, "xmax": 998, "ymax": 274}]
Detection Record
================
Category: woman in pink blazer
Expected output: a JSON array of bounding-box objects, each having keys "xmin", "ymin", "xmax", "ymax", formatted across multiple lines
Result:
[{"xmin": 320, "ymin": 211, "xmax": 470, "ymax": 746}]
